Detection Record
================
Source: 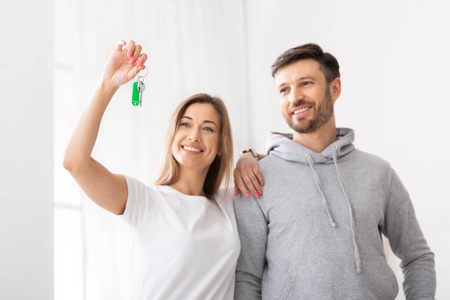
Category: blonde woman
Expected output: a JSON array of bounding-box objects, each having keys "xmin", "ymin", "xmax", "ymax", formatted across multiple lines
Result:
[{"xmin": 63, "ymin": 40, "xmax": 240, "ymax": 299}]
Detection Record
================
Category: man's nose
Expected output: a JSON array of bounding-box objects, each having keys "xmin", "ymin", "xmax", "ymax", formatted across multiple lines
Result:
[{"xmin": 289, "ymin": 87, "xmax": 303, "ymax": 103}]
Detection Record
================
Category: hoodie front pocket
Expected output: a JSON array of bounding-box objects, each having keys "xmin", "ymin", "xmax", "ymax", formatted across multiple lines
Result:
[{"xmin": 277, "ymin": 261, "xmax": 298, "ymax": 300}]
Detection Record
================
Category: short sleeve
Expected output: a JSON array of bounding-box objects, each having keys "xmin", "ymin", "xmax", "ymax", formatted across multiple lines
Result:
[{"xmin": 119, "ymin": 175, "xmax": 159, "ymax": 227}]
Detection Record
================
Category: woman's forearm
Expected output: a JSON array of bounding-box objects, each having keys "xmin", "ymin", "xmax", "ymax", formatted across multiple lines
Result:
[{"xmin": 63, "ymin": 79, "xmax": 118, "ymax": 172}]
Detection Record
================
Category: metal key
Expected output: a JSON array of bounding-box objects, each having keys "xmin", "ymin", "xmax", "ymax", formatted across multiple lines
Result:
[{"xmin": 137, "ymin": 78, "xmax": 146, "ymax": 107}]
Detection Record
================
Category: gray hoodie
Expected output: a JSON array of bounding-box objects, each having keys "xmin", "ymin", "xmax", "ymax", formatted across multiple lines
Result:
[{"xmin": 234, "ymin": 128, "xmax": 436, "ymax": 300}]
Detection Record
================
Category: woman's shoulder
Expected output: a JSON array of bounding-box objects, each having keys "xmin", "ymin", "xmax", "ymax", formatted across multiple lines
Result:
[
  {"xmin": 124, "ymin": 175, "xmax": 166, "ymax": 199},
  {"xmin": 216, "ymin": 186, "xmax": 234, "ymax": 198},
  {"xmin": 214, "ymin": 186, "xmax": 235, "ymax": 208}
]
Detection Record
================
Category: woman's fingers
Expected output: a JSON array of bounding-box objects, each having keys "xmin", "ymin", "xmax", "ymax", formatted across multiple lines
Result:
[
  {"xmin": 234, "ymin": 185, "xmax": 241, "ymax": 197},
  {"xmin": 121, "ymin": 40, "xmax": 147, "ymax": 66},
  {"xmin": 130, "ymin": 44, "xmax": 142, "ymax": 64},
  {"xmin": 245, "ymin": 171, "xmax": 263, "ymax": 198},
  {"xmin": 234, "ymin": 168, "xmax": 260, "ymax": 198},
  {"xmin": 106, "ymin": 40, "xmax": 148, "ymax": 85},
  {"xmin": 136, "ymin": 53, "xmax": 148, "ymax": 71},
  {"xmin": 126, "ymin": 40, "xmax": 136, "ymax": 59},
  {"xmin": 234, "ymin": 172, "xmax": 250, "ymax": 198},
  {"xmin": 249, "ymin": 170, "xmax": 263, "ymax": 195},
  {"xmin": 116, "ymin": 40, "xmax": 127, "ymax": 50},
  {"xmin": 127, "ymin": 42, "xmax": 148, "ymax": 71},
  {"xmin": 233, "ymin": 152, "xmax": 265, "ymax": 199},
  {"xmin": 137, "ymin": 53, "xmax": 147, "ymax": 66}
]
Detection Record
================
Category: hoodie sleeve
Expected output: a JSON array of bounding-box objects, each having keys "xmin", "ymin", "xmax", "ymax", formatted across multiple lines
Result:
[
  {"xmin": 234, "ymin": 194, "xmax": 268, "ymax": 299},
  {"xmin": 383, "ymin": 169, "xmax": 436, "ymax": 299}
]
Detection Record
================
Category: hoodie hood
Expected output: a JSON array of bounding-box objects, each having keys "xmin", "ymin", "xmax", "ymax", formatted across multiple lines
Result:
[{"xmin": 266, "ymin": 128, "xmax": 355, "ymax": 164}]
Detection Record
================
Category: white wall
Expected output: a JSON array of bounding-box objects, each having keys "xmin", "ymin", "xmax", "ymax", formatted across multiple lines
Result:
[{"xmin": 0, "ymin": 1, "xmax": 54, "ymax": 299}]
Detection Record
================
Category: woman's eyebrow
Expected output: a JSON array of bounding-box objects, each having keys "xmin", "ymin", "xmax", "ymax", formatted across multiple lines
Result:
[
  {"xmin": 203, "ymin": 120, "xmax": 217, "ymax": 127},
  {"xmin": 182, "ymin": 116, "xmax": 217, "ymax": 127}
]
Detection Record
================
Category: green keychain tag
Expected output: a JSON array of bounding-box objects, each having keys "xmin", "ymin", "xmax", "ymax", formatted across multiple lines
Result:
[{"xmin": 131, "ymin": 81, "xmax": 140, "ymax": 106}]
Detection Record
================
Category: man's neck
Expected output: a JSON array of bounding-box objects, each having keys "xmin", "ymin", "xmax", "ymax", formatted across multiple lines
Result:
[{"xmin": 292, "ymin": 119, "xmax": 337, "ymax": 153}]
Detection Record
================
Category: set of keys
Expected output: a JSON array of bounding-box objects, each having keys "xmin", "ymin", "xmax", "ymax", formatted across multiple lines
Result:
[{"xmin": 131, "ymin": 67, "xmax": 147, "ymax": 107}]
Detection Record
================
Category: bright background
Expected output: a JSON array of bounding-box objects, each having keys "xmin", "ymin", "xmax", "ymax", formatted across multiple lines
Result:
[{"xmin": 1, "ymin": 1, "xmax": 449, "ymax": 299}]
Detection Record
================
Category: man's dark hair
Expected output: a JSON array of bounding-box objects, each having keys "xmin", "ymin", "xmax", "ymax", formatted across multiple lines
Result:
[{"xmin": 271, "ymin": 43, "xmax": 340, "ymax": 83}]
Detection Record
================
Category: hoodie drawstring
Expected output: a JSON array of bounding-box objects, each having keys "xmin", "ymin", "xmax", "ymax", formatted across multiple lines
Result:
[
  {"xmin": 305, "ymin": 148, "xmax": 362, "ymax": 274},
  {"xmin": 306, "ymin": 154, "xmax": 336, "ymax": 228},
  {"xmin": 332, "ymin": 146, "xmax": 361, "ymax": 273}
]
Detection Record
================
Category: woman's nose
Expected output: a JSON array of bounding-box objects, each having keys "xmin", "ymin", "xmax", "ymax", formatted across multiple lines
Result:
[{"xmin": 188, "ymin": 130, "xmax": 201, "ymax": 142}]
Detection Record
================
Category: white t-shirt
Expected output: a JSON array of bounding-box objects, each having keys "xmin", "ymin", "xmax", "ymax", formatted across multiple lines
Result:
[{"xmin": 120, "ymin": 175, "xmax": 240, "ymax": 300}]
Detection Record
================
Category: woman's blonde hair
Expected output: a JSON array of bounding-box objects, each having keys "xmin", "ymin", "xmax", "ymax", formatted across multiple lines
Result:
[{"xmin": 153, "ymin": 93, "xmax": 233, "ymax": 197}]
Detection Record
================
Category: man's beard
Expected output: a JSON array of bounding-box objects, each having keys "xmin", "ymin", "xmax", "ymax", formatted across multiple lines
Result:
[{"xmin": 283, "ymin": 87, "xmax": 334, "ymax": 134}]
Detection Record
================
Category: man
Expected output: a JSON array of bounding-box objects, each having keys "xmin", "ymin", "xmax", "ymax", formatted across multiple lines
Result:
[{"xmin": 233, "ymin": 43, "xmax": 436, "ymax": 299}]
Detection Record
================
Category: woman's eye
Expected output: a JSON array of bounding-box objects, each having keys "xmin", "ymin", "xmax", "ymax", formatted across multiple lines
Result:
[
  {"xmin": 180, "ymin": 122, "xmax": 190, "ymax": 127},
  {"xmin": 203, "ymin": 127, "xmax": 214, "ymax": 132}
]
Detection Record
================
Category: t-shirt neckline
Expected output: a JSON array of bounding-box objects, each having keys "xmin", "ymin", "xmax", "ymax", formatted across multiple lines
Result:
[{"xmin": 158, "ymin": 185, "xmax": 209, "ymax": 201}]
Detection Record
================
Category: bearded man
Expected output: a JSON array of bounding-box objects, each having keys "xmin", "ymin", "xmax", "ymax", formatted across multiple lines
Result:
[{"xmin": 233, "ymin": 43, "xmax": 436, "ymax": 300}]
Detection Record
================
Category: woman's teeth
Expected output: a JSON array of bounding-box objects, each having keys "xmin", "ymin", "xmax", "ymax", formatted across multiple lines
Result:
[{"xmin": 183, "ymin": 146, "xmax": 201, "ymax": 152}]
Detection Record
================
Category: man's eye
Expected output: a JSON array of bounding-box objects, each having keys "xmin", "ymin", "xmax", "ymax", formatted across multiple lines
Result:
[
  {"xmin": 302, "ymin": 81, "xmax": 313, "ymax": 86},
  {"xmin": 280, "ymin": 88, "xmax": 288, "ymax": 94}
]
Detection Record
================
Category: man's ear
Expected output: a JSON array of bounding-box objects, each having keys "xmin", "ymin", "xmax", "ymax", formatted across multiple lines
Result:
[{"xmin": 330, "ymin": 78, "xmax": 341, "ymax": 102}]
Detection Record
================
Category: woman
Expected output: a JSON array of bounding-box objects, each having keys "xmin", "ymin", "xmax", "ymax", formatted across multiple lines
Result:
[{"xmin": 63, "ymin": 40, "xmax": 240, "ymax": 299}]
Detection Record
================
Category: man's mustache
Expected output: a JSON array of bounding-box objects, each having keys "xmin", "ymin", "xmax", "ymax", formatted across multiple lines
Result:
[{"xmin": 290, "ymin": 99, "xmax": 315, "ymax": 110}]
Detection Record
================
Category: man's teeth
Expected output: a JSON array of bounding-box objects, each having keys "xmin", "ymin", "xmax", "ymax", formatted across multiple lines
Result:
[
  {"xmin": 183, "ymin": 146, "xmax": 201, "ymax": 152},
  {"xmin": 294, "ymin": 107, "xmax": 311, "ymax": 114}
]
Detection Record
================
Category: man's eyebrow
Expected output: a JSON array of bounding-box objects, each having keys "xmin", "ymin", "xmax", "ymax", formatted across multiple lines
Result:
[
  {"xmin": 298, "ymin": 75, "xmax": 316, "ymax": 81},
  {"xmin": 277, "ymin": 76, "xmax": 316, "ymax": 89}
]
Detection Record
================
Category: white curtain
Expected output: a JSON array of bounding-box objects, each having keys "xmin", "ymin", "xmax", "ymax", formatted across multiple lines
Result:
[{"xmin": 55, "ymin": 1, "xmax": 450, "ymax": 299}]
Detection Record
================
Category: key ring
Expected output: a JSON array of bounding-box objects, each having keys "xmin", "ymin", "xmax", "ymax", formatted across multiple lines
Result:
[{"xmin": 135, "ymin": 66, "xmax": 148, "ymax": 78}]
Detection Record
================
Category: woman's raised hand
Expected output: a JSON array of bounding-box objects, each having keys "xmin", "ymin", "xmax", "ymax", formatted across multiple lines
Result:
[
  {"xmin": 63, "ymin": 40, "xmax": 148, "ymax": 215},
  {"xmin": 102, "ymin": 40, "xmax": 148, "ymax": 87}
]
